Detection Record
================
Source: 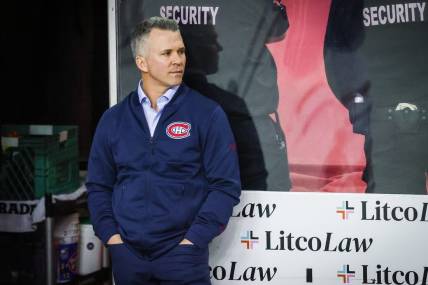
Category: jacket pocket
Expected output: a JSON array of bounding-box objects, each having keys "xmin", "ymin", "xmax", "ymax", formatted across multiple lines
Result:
[
  {"xmin": 112, "ymin": 183, "xmax": 125, "ymax": 213},
  {"xmin": 114, "ymin": 177, "xmax": 147, "ymax": 223},
  {"xmin": 150, "ymin": 183, "xmax": 189, "ymax": 229},
  {"xmin": 151, "ymin": 183, "xmax": 184, "ymax": 214}
]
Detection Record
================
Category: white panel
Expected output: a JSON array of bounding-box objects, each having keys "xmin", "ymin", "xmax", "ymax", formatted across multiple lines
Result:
[
  {"xmin": 108, "ymin": 0, "xmax": 118, "ymax": 107},
  {"xmin": 210, "ymin": 191, "xmax": 428, "ymax": 284}
]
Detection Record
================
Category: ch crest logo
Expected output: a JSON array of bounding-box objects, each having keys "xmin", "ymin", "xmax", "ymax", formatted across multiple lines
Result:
[
  {"xmin": 240, "ymin": 231, "xmax": 259, "ymax": 250},
  {"xmin": 166, "ymin": 122, "xmax": 191, "ymax": 139},
  {"xmin": 337, "ymin": 201, "xmax": 354, "ymax": 220},
  {"xmin": 337, "ymin": 265, "xmax": 355, "ymax": 284}
]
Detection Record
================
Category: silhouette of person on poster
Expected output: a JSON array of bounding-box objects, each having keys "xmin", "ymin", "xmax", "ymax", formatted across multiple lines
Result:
[{"xmin": 325, "ymin": 0, "xmax": 428, "ymax": 194}]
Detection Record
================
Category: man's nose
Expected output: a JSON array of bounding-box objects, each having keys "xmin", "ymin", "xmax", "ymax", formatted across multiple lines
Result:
[{"xmin": 171, "ymin": 52, "xmax": 185, "ymax": 65}]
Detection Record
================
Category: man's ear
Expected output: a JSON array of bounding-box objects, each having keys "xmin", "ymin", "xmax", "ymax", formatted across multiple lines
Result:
[{"xmin": 135, "ymin": 55, "xmax": 148, "ymax": 72}]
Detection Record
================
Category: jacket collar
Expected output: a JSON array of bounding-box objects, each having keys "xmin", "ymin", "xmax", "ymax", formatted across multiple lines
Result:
[{"xmin": 129, "ymin": 84, "xmax": 189, "ymax": 138}]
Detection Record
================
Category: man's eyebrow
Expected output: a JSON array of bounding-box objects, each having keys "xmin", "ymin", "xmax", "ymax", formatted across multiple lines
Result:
[{"xmin": 161, "ymin": 47, "xmax": 185, "ymax": 52}]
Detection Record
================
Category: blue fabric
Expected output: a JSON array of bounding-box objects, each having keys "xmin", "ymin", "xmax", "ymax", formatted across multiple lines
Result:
[
  {"xmin": 109, "ymin": 243, "xmax": 210, "ymax": 285},
  {"xmin": 86, "ymin": 84, "xmax": 241, "ymax": 259}
]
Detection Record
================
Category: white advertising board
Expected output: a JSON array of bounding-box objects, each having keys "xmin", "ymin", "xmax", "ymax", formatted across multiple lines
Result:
[{"xmin": 209, "ymin": 191, "xmax": 428, "ymax": 285}]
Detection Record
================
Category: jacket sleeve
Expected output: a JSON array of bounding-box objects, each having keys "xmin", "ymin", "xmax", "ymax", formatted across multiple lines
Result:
[
  {"xmin": 85, "ymin": 110, "xmax": 119, "ymax": 244},
  {"xmin": 185, "ymin": 106, "xmax": 241, "ymax": 248}
]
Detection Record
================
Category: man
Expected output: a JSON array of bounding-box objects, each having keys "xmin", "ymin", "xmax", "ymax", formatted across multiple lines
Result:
[
  {"xmin": 86, "ymin": 17, "xmax": 241, "ymax": 284},
  {"xmin": 117, "ymin": 0, "xmax": 291, "ymax": 191}
]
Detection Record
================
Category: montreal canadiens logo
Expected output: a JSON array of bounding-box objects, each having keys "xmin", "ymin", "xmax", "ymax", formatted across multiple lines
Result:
[{"xmin": 166, "ymin": 122, "xmax": 191, "ymax": 139}]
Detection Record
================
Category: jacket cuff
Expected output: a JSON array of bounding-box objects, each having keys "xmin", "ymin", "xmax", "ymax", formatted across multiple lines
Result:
[
  {"xmin": 97, "ymin": 226, "xmax": 120, "ymax": 245},
  {"xmin": 185, "ymin": 222, "xmax": 221, "ymax": 248}
]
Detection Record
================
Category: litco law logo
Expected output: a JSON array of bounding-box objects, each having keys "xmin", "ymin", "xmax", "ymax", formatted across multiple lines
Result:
[
  {"xmin": 337, "ymin": 265, "xmax": 355, "ymax": 284},
  {"xmin": 240, "ymin": 230, "xmax": 259, "ymax": 249},
  {"xmin": 337, "ymin": 201, "xmax": 354, "ymax": 220},
  {"xmin": 336, "ymin": 264, "xmax": 428, "ymax": 284}
]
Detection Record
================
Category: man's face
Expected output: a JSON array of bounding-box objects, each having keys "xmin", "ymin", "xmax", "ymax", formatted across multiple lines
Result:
[{"xmin": 137, "ymin": 28, "xmax": 186, "ymax": 91}]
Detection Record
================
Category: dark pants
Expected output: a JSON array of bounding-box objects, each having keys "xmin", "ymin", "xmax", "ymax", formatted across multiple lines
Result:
[{"xmin": 110, "ymin": 243, "xmax": 211, "ymax": 285}]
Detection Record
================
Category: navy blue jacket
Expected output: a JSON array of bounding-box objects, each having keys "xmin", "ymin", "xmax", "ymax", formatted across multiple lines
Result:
[{"xmin": 86, "ymin": 84, "xmax": 241, "ymax": 258}]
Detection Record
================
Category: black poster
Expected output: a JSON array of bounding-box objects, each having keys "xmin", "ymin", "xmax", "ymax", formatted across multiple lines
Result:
[{"xmin": 116, "ymin": 0, "xmax": 428, "ymax": 194}]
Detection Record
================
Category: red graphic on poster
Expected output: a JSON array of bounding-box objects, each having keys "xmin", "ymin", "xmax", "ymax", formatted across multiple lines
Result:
[{"xmin": 268, "ymin": 0, "xmax": 366, "ymax": 192}]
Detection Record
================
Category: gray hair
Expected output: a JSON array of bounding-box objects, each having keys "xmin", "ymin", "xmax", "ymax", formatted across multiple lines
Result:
[{"xmin": 130, "ymin": 16, "xmax": 180, "ymax": 58}]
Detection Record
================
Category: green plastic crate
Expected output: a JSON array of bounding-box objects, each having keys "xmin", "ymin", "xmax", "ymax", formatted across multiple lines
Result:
[
  {"xmin": 33, "ymin": 145, "xmax": 78, "ymax": 176},
  {"xmin": 34, "ymin": 157, "xmax": 79, "ymax": 198},
  {"xmin": 1, "ymin": 125, "xmax": 80, "ymax": 199},
  {"xmin": 1, "ymin": 125, "xmax": 77, "ymax": 154}
]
